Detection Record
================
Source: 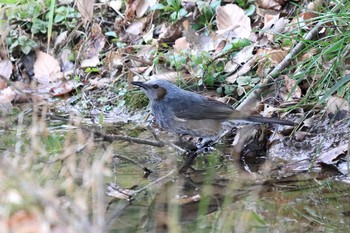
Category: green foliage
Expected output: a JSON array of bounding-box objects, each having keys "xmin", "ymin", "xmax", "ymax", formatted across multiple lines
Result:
[
  {"xmin": 52, "ymin": 6, "xmax": 80, "ymax": 28},
  {"xmin": 193, "ymin": 1, "xmax": 221, "ymax": 31},
  {"xmin": 167, "ymin": 51, "xmax": 225, "ymax": 87},
  {"xmin": 7, "ymin": 33, "xmax": 37, "ymax": 54},
  {"xmin": 3, "ymin": 0, "xmax": 80, "ymax": 54},
  {"xmin": 43, "ymin": 133, "xmax": 64, "ymax": 155},
  {"xmin": 151, "ymin": 0, "xmax": 188, "ymax": 22},
  {"xmin": 221, "ymin": 38, "xmax": 251, "ymax": 55}
]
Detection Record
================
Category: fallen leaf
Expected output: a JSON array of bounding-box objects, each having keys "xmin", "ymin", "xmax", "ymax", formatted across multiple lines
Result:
[
  {"xmin": 76, "ymin": 0, "xmax": 94, "ymax": 24},
  {"xmin": 257, "ymin": 0, "xmax": 285, "ymax": 10},
  {"xmin": 232, "ymin": 45, "xmax": 255, "ymax": 66},
  {"xmin": 81, "ymin": 55, "xmax": 99, "ymax": 67},
  {"xmin": 256, "ymin": 49, "xmax": 288, "ymax": 77},
  {"xmin": 214, "ymin": 40, "xmax": 226, "ymax": 54},
  {"xmin": 316, "ymin": 144, "xmax": 348, "ymax": 165},
  {"xmin": 126, "ymin": 19, "xmax": 145, "ymax": 35},
  {"xmin": 0, "ymin": 86, "xmax": 16, "ymax": 103},
  {"xmin": 8, "ymin": 210, "xmax": 47, "ymax": 233},
  {"xmin": 89, "ymin": 78, "xmax": 111, "ymax": 88},
  {"xmin": 109, "ymin": 0, "xmax": 122, "ymax": 12},
  {"xmin": 33, "ymin": 51, "xmax": 63, "ymax": 83},
  {"xmin": 307, "ymin": 0, "xmax": 324, "ymax": 11},
  {"xmin": 226, "ymin": 58, "xmax": 255, "ymax": 83},
  {"xmin": 291, "ymin": 12, "xmax": 319, "ymax": 30},
  {"xmin": 54, "ymin": 31, "xmax": 68, "ymax": 47},
  {"xmin": 125, "ymin": 0, "xmax": 140, "ymax": 21},
  {"xmin": 0, "ymin": 59, "xmax": 13, "ymax": 79},
  {"xmin": 326, "ymin": 96, "xmax": 350, "ymax": 120},
  {"xmin": 261, "ymin": 14, "xmax": 288, "ymax": 41},
  {"xmin": 216, "ymin": 4, "xmax": 251, "ymax": 38},
  {"xmin": 50, "ymin": 80, "xmax": 83, "ymax": 96},
  {"xmin": 174, "ymin": 37, "xmax": 190, "ymax": 53},
  {"xmin": 136, "ymin": 0, "xmax": 150, "ymax": 17},
  {"xmin": 81, "ymin": 23, "xmax": 106, "ymax": 67},
  {"xmin": 283, "ymin": 75, "xmax": 302, "ymax": 99}
]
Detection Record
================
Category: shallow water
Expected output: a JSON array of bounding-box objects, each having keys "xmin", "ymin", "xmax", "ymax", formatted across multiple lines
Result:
[
  {"xmin": 105, "ymin": 130, "xmax": 350, "ymax": 233},
  {"xmin": 1, "ymin": 109, "xmax": 349, "ymax": 233}
]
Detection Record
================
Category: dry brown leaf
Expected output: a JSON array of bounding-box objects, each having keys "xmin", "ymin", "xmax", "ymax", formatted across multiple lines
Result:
[
  {"xmin": 0, "ymin": 59, "xmax": 13, "ymax": 79},
  {"xmin": 81, "ymin": 23, "xmax": 106, "ymax": 67},
  {"xmin": 326, "ymin": 96, "xmax": 350, "ymax": 119},
  {"xmin": 216, "ymin": 4, "xmax": 251, "ymax": 38},
  {"xmin": 256, "ymin": 49, "xmax": 288, "ymax": 78},
  {"xmin": 0, "ymin": 86, "xmax": 15, "ymax": 103},
  {"xmin": 224, "ymin": 45, "xmax": 254, "ymax": 74},
  {"xmin": 316, "ymin": 144, "xmax": 348, "ymax": 165},
  {"xmin": 257, "ymin": 49, "xmax": 288, "ymax": 65},
  {"xmin": 81, "ymin": 56, "xmax": 99, "ymax": 67},
  {"xmin": 290, "ymin": 12, "xmax": 319, "ymax": 30},
  {"xmin": 126, "ymin": 19, "xmax": 145, "ymax": 35},
  {"xmin": 109, "ymin": 0, "xmax": 122, "ymax": 12},
  {"xmin": 261, "ymin": 14, "xmax": 288, "ymax": 41},
  {"xmin": 125, "ymin": 0, "xmax": 140, "ymax": 21},
  {"xmin": 298, "ymin": 48, "xmax": 318, "ymax": 61},
  {"xmin": 8, "ymin": 210, "xmax": 47, "ymax": 233},
  {"xmin": 104, "ymin": 50, "xmax": 123, "ymax": 69},
  {"xmin": 158, "ymin": 21, "xmax": 184, "ymax": 42},
  {"xmin": 214, "ymin": 40, "xmax": 226, "ymax": 54},
  {"xmin": 283, "ymin": 75, "xmax": 302, "ymax": 99},
  {"xmin": 174, "ymin": 37, "xmax": 190, "ymax": 53},
  {"xmin": 226, "ymin": 58, "xmax": 255, "ymax": 83},
  {"xmin": 76, "ymin": 0, "xmax": 94, "ymax": 24},
  {"xmin": 257, "ymin": 0, "xmax": 284, "ymax": 10},
  {"xmin": 54, "ymin": 30, "xmax": 68, "ymax": 47},
  {"xmin": 33, "ymin": 51, "xmax": 63, "ymax": 83},
  {"xmin": 129, "ymin": 66, "xmax": 149, "ymax": 74},
  {"xmin": 307, "ymin": 0, "xmax": 324, "ymax": 11},
  {"xmin": 51, "ymin": 80, "xmax": 83, "ymax": 96},
  {"xmin": 136, "ymin": 0, "xmax": 150, "ymax": 17},
  {"xmin": 232, "ymin": 45, "xmax": 254, "ymax": 66},
  {"xmin": 0, "ymin": 78, "xmax": 6, "ymax": 89}
]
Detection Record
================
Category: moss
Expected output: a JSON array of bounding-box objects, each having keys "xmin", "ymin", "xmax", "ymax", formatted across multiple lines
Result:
[{"xmin": 124, "ymin": 91, "xmax": 149, "ymax": 110}]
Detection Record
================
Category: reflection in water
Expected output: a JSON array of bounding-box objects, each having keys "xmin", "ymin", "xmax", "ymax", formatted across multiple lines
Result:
[{"xmin": 106, "ymin": 140, "xmax": 350, "ymax": 233}]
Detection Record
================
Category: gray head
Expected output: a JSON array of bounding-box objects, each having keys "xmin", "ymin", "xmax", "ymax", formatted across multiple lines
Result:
[{"xmin": 131, "ymin": 79, "xmax": 183, "ymax": 103}]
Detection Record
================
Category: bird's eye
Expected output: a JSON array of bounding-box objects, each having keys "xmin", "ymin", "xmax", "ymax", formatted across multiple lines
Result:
[{"xmin": 152, "ymin": 84, "xmax": 159, "ymax": 89}]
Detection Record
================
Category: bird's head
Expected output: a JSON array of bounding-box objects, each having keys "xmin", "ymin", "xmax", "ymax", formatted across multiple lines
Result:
[{"xmin": 131, "ymin": 79, "xmax": 178, "ymax": 102}]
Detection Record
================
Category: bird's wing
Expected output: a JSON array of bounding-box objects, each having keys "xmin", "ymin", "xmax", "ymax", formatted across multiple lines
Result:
[{"xmin": 173, "ymin": 97, "xmax": 247, "ymax": 120}]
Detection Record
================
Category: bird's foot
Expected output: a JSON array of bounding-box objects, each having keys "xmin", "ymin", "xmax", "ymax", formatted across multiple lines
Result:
[{"xmin": 196, "ymin": 137, "xmax": 215, "ymax": 149}]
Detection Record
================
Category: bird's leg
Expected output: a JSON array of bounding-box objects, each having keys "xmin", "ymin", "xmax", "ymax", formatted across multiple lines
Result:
[{"xmin": 196, "ymin": 129, "xmax": 230, "ymax": 149}]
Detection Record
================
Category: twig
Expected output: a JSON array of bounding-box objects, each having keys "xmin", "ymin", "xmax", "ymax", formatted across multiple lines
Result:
[
  {"xmin": 113, "ymin": 154, "xmax": 152, "ymax": 176},
  {"xmin": 47, "ymin": 113, "xmax": 165, "ymax": 147},
  {"xmin": 106, "ymin": 169, "xmax": 176, "ymax": 200},
  {"xmin": 92, "ymin": 128, "xmax": 165, "ymax": 147}
]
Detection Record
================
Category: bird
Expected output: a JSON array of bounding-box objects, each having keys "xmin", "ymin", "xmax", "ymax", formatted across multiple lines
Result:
[{"xmin": 131, "ymin": 79, "xmax": 295, "ymax": 138}]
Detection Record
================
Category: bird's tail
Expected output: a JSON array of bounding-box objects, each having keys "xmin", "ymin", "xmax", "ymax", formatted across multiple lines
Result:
[{"xmin": 242, "ymin": 116, "xmax": 296, "ymax": 126}]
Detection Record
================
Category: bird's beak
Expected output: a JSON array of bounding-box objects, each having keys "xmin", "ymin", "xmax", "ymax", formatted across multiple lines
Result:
[{"xmin": 131, "ymin": 81, "xmax": 148, "ymax": 89}]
